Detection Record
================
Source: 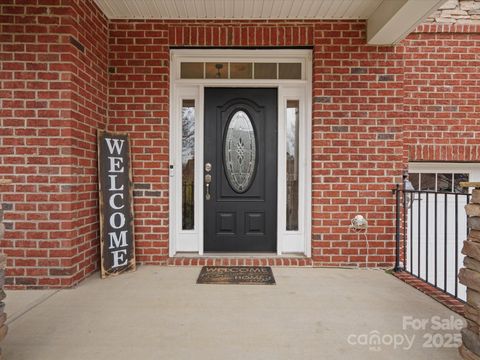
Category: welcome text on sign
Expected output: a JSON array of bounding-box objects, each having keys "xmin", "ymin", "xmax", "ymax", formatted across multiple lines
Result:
[
  {"xmin": 98, "ymin": 131, "xmax": 135, "ymax": 278},
  {"xmin": 105, "ymin": 138, "xmax": 129, "ymax": 268}
]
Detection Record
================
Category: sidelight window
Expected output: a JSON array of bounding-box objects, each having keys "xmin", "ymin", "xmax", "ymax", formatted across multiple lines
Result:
[
  {"xmin": 182, "ymin": 100, "xmax": 195, "ymax": 230},
  {"xmin": 286, "ymin": 100, "xmax": 299, "ymax": 231}
]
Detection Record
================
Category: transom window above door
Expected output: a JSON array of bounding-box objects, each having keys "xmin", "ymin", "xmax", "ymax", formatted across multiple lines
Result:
[{"xmin": 180, "ymin": 61, "xmax": 303, "ymax": 80}]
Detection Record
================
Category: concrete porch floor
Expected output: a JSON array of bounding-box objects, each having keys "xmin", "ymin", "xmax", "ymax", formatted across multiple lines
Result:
[{"xmin": 3, "ymin": 267, "xmax": 464, "ymax": 360}]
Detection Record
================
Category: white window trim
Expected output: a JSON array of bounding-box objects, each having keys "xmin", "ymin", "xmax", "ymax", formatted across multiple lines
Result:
[
  {"xmin": 169, "ymin": 49, "xmax": 312, "ymax": 257},
  {"xmin": 408, "ymin": 162, "xmax": 480, "ymax": 190}
]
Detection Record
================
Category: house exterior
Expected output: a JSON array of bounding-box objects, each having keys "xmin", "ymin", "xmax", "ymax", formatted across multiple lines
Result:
[{"xmin": 0, "ymin": 0, "xmax": 479, "ymax": 289}]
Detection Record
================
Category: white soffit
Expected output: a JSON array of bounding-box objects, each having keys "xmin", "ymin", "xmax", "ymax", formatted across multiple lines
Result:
[
  {"xmin": 94, "ymin": 0, "xmax": 384, "ymax": 20},
  {"xmin": 94, "ymin": 0, "xmax": 446, "ymax": 44}
]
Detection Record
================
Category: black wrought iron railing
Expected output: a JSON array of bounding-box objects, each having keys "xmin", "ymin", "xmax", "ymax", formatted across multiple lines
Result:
[{"xmin": 393, "ymin": 184, "xmax": 470, "ymax": 302}]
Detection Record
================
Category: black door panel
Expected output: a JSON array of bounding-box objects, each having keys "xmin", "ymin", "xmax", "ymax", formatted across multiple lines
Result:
[{"xmin": 204, "ymin": 88, "xmax": 277, "ymax": 252}]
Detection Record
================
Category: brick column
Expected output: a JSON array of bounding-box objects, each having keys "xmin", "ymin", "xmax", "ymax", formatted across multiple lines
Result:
[
  {"xmin": 0, "ymin": 0, "xmax": 108, "ymax": 288},
  {"xmin": 459, "ymin": 186, "xmax": 480, "ymax": 359}
]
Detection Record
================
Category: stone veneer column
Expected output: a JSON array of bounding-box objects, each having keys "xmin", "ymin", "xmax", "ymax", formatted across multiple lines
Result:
[
  {"xmin": 459, "ymin": 186, "xmax": 480, "ymax": 359},
  {"xmin": 0, "ymin": 202, "xmax": 7, "ymax": 358}
]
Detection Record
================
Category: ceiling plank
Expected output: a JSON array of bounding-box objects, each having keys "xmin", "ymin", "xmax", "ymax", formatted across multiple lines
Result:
[
  {"xmin": 343, "ymin": 0, "xmax": 366, "ymax": 19},
  {"xmin": 277, "ymin": 0, "xmax": 290, "ymax": 18},
  {"xmin": 170, "ymin": 0, "xmax": 182, "ymax": 17},
  {"xmin": 325, "ymin": 0, "xmax": 341, "ymax": 18},
  {"xmin": 100, "ymin": 0, "xmax": 115, "ymax": 18},
  {"xmin": 214, "ymin": 0, "xmax": 225, "ymax": 19},
  {"xmin": 243, "ymin": 0, "xmax": 255, "ymax": 18},
  {"xmin": 357, "ymin": 0, "xmax": 381, "ymax": 18},
  {"xmin": 288, "ymin": 0, "xmax": 304, "ymax": 18},
  {"xmin": 263, "ymin": 0, "xmax": 275, "ymax": 18},
  {"xmin": 269, "ymin": 0, "xmax": 281, "ymax": 18},
  {"xmin": 233, "ymin": 0, "xmax": 243, "ymax": 18},
  {"xmin": 159, "ymin": 0, "xmax": 173, "ymax": 18},
  {"xmin": 110, "ymin": 0, "xmax": 130, "ymax": 19},
  {"xmin": 333, "ymin": 0, "xmax": 355, "ymax": 18},
  {"xmin": 303, "ymin": 0, "xmax": 321, "ymax": 19},
  {"xmin": 315, "ymin": 0, "xmax": 334, "ymax": 19},
  {"xmin": 150, "ymin": 0, "xmax": 163, "ymax": 18},
  {"xmin": 224, "ymin": 0, "xmax": 234, "ymax": 18},
  {"xmin": 252, "ymin": 0, "xmax": 264, "ymax": 18},
  {"xmin": 194, "ymin": 0, "xmax": 206, "ymax": 18},
  {"xmin": 176, "ymin": 0, "xmax": 188, "ymax": 18},
  {"xmin": 129, "ymin": 0, "xmax": 142, "ymax": 18}
]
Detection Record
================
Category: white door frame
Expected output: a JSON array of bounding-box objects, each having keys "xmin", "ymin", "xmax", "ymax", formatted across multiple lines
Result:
[{"xmin": 169, "ymin": 49, "xmax": 312, "ymax": 256}]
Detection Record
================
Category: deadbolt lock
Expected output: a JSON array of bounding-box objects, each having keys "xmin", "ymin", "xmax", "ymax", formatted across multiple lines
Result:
[{"xmin": 205, "ymin": 163, "xmax": 212, "ymax": 172}]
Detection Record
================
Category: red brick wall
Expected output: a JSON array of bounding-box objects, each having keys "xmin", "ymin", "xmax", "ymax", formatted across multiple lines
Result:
[
  {"xmin": 108, "ymin": 22, "xmax": 170, "ymax": 264},
  {"xmin": 1, "ymin": 3, "xmax": 478, "ymax": 288},
  {"xmin": 402, "ymin": 24, "xmax": 480, "ymax": 162},
  {"xmin": 108, "ymin": 20, "xmax": 315, "ymax": 264},
  {"xmin": 0, "ymin": 0, "xmax": 108, "ymax": 288},
  {"xmin": 166, "ymin": 20, "xmax": 314, "ymax": 46},
  {"xmin": 312, "ymin": 22, "xmax": 403, "ymax": 267},
  {"xmin": 68, "ymin": 0, "xmax": 109, "ymax": 285},
  {"xmin": 108, "ymin": 20, "xmax": 403, "ymax": 268}
]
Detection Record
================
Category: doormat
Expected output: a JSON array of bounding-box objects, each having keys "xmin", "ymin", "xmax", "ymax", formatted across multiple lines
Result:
[{"xmin": 197, "ymin": 266, "xmax": 276, "ymax": 285}]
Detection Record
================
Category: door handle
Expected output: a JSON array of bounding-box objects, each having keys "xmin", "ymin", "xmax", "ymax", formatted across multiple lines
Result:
[{"xmin": 205, "ymin": 174, "xmax": 212, "ymax": 200}]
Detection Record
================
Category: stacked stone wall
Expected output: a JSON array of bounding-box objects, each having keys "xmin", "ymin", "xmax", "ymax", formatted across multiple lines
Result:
[
  {"xmin": 428, "ymin": 0, "xmax": 480, "ymax": 24},
  {"xmin": 459, "ymin": 189, "xmax": 480, "ymax": 359}
]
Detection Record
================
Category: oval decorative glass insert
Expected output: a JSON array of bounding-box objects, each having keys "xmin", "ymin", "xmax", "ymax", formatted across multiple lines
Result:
[{"xmin": 224, "ymin": 111, "xmax": 256, "ymax": 193}]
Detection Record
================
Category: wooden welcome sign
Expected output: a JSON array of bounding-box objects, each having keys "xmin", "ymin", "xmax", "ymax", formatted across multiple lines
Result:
[{"xmin": 97, "ymin": 131, "xmax": 136, "ymax": 278}]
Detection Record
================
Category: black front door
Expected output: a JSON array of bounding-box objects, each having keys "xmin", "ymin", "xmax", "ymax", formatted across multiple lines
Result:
[{"xmin": 204, "ymin": 88, "xmax": 277, "ymax": 252}]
